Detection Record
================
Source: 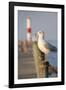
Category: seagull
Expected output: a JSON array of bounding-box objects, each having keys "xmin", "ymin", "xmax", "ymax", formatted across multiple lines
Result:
[{"xmin": 36, "ymin": 31, "xmax": 50, "ymax": 55}]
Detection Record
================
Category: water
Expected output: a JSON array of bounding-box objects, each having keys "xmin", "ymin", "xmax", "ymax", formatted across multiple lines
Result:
[
  {"xmin": 48, "ymin": 52, "xmax": 57, "ymax": 68},
  {"xmin": 47, "ymin": 40, "xmax": 57, "ymax": 77},
  {"xmin": 48, "ymin": 40, "xmax": 57, "ymax": 68}
]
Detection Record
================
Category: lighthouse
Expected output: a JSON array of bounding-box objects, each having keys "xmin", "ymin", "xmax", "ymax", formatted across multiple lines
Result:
[{"xmin": 26, "ymin": 17, "xmax": 32, "ymax": 45}]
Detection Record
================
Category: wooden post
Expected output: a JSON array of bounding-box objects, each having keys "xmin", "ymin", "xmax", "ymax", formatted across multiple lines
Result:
[
  {"xmin": 43, "ymin": 61, "xmax": 49, "ymax": 77},
  {"xmin": 32, "ymin": 41, "xmax": 49, "ymax": 78}
]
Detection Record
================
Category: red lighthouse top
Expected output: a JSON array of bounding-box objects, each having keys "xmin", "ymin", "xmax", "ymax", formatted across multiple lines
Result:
[{"xmin": 27, "ymin": 16, "xmax": 31, "ymax": 33}]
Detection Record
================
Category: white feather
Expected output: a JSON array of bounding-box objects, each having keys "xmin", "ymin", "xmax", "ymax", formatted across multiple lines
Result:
[{"xmin": 37, "ymin": 32, "xmax": 50, "ymax": 54}]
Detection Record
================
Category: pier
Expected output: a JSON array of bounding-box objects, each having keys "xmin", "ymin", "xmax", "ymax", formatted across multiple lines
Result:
[{"xmin": 18, "ymin": 40, "xmax": 57, "ymax": 79}]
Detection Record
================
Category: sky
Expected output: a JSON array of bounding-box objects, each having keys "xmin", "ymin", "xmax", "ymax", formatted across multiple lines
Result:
[{"xmin": 18, "ymin": 10, "xmax": 57, "ymax": 42}]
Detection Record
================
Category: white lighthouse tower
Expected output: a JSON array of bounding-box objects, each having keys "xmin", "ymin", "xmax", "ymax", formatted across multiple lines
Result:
[{"xmin": 26, "ymin": 17, "xmax": 32, "ymax": 45}]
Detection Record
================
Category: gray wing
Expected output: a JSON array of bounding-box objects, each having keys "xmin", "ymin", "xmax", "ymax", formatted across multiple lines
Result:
[{"xmin": 44, "ymin": 41, "xmax": 57, "ymax": 52}]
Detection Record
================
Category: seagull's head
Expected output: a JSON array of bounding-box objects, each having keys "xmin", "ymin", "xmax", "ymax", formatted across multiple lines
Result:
[{"xmin": 35, "ymin": 31, "xmax": 45, "ymax": 40}]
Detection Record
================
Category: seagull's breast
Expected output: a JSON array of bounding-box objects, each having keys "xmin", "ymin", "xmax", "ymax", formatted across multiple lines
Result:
[
  {"xmin": 37, "ymin": 38, "xmax": 49, "ymax": 54},
  {"xmin": 38, "ymin": 39, "xmax": 45, "ymax": 48}
]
